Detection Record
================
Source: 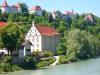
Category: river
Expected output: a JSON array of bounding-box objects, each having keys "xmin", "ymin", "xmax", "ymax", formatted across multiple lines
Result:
[{"xmin": 1, "ymin": 57, "xmax": 100, "ymax": 75}]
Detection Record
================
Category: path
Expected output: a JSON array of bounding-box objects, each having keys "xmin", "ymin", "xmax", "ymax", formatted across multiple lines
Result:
[{"xmin": 51, "ymin": 56, "xmax": 60, "ymax": 66}]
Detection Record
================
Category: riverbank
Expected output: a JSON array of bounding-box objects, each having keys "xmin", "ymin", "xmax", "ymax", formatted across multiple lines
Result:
[
  {"xmin": 1, "ymin": 57, "xmax": 100, "ymax": 75},
  {"xmin": 0, "ymin": 54, "xmax": 100, "ymax": 74}
]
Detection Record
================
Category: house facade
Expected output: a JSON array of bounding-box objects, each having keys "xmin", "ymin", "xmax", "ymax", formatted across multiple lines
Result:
[
  {"xmin": 19, "ymin": 21, "xmax": 59, "ymax": 58},
  {"xmin": 0, "ymin": 0, "xmax": 21, "ymax": 14},
  {"xmin": 29, "ymin": 6, "xmax": 43, "ymax": 16}
]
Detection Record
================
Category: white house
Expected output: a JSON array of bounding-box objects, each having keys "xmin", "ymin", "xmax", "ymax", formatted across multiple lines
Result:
[
  {"xmin": 84, "ymin": 14, "xmax": 93, "ymax": 23},
  {"xmin": 19, "ymin": 21, "xmax": 59, "ymax": 58},
  {"xmin": 29, "ymin": 6, "xmax": 43, "ymax": 16},
  {"xmin": 0, "ymin": 0, "xmax": 21, "ymax": 14},
  {"xmin": 52, "ymin": 10, "xmax": 62, "ymax": 19},
  {"xmin": 62, "ymin": 10, "xmax": 78, "ymax": 19}
]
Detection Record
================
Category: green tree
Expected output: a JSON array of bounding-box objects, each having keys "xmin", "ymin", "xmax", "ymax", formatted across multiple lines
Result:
[
  {"xmin": 0, "ymin": 23, "xmax": 20, "ymax": 55},
  {"xmin": 28, "ymin": 14, "xmax": 35, "ymax": 23},
  {"xmin": 7, "ymin": 14, "xmax": 15, "ymax": 22},
  {"xmin": 65, "ymin": 29, "xmax": 91, "ymax": 59},
  {"xmin": 20, "ymin": 3, "xmax": 29, "ymax": 15}
]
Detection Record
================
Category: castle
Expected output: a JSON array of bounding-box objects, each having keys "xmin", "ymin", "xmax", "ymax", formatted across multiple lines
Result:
[{"xmin": 0, "ymin": 0, "xmax": 21, "ymax": 14}]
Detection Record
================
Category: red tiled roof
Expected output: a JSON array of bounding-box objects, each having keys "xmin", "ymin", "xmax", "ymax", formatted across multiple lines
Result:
[
  {"xmin": 0, "ymin": 22, "xmax": 7, "ymax": 27},
  {"xmin": 35, "ymin": 25, "xmax": 59, "ymax": 36},
  {"xmin": 30, "ymin": 6, "xmax": 41, "ymax": 11},
  {"xmin": 85, "ymin": 14, "xmax": 93, "ymax": 22}
]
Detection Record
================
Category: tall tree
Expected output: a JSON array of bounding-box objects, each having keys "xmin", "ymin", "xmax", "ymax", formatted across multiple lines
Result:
[
  {"xmin": 7, "ymin": 14, "xmax": 15, "ymax": 22},
  {"xmin": 20, "ymin": 3, "xmax": 29, "ymax": 15},
  {"xmin": 0, "ymin": 23, "xmax": 20, "ymax": 55}
]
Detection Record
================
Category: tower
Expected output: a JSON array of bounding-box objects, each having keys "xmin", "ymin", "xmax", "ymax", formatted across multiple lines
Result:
[{"xmin": 2, "ymin": 0, "xmax": 8, "ymax": 7}]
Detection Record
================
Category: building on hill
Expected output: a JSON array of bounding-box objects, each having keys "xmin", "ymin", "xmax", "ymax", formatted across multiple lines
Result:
[
  {"xmin": 29, "ymin": 6, "xmax": 43, "ymax": 16},
  {"xmin": 62, "ymin": 10, "xmax": 78, "ymax": 19},
  {"xmin": 52, "ymin": 10, "xmax": 62, "ymax": 19},
  {"xmin": 84, "ymin": 14, "xmax": 94, "ymax": 23},
  {"xmin": 19, "ymin": 21, "xmax": 59, "ymax": 58},
  {"xmin": 0, "ymin": 0, "xmax": 21, "ymax": 14}
]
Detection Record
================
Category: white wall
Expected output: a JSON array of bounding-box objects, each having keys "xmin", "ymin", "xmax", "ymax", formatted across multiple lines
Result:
[
  {"xmin": 29, "ymin": 10, "xmax": 43, "ymax": 16},
  {"xmin": 0, "ymin": 6, "xmax": 21, "ymax": 14},
  {"xmin": 25, "ymin": 24, "xmax": 42, "ymax": 52}
]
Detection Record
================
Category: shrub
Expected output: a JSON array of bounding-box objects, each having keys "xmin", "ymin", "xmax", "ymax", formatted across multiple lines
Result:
[
  {"xmin": 36, "ymin": 61, "xmax": 48, "ymax": 68},
  {"xmin": 58, "ymin": 55, "xmax": 68, "ymax": 64},
  {"xmin": 48, "ymin": 58, "xmax": 56, "ymax": 64},
  {"xmin": 57, "ymin": 50, "xmax": 66, "ymax": 55},
  {"xmin": 23, "ymin": 56, "xmax": 36, "ymax": 69},
  {"xmin": 24, "ymin": 56, "xmax": 33, "ymax": 63},
  {"xmin": 44, "ymin": 51, "xmax": 54, "ymax": 57},
  {"xmin": 11, "ymin": 65, "xmax": 21, "ymax": 71},
  {"xmin": 1, "ymin": 56, "xmax": 12, "ymax": 63},
  {"xmin": 0, "ymin": 63, "xmax": 12, "ymax": 72}
]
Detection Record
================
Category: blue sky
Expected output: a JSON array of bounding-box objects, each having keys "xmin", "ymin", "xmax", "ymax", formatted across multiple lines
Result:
[{"xmin": 0, "ymin": 0, "xmax": 100, "ymax": 16}]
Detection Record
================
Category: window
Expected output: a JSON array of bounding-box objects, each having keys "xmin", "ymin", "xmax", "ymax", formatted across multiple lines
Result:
[{"xmin": 37, "ymin": 39, "xmax": 39, "ymax": 42}]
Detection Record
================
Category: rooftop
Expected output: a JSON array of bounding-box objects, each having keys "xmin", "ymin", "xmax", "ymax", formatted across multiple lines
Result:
[
  {"xmin": 35, "ymin": 25, "xmax": 59, "ymax": 36},
  {"xmin": 0, "ymin": 22, "xmax": 7, "ymax": 27}
]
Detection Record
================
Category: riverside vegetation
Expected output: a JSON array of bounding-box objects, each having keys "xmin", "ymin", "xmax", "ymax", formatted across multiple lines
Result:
[{"xmin": 0, "ymin": 3, "xmax": 100, "ymax": 73}]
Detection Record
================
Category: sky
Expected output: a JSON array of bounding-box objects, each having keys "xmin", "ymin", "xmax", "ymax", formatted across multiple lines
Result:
[{"xmin": 0, "ymin": 0, "xmax": 100, "ymax": 16}]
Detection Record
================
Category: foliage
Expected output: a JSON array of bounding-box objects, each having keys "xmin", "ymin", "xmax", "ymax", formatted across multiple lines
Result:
[
  {"xmin": 36, "ymin": 61, "xmax": 48, "ymax": 68},
  {"xmin": 44, "ymin": 51, "xmax": 54, "ymax": 57},
  {"xmin": 48, "ymin": 58, "xmax": 56, "ymax": 64},
  {"xmin": 65, "ymin": 29, "xmax": 100, "ymax": 60},
  {"xmin": 0, "ymin": 56, "xmax": 21, "ymax": 73},
  {"xmin": 58, "ymin": 55, "xmax": 68, "ymax": 64},
  {"xmin": 0, "ymin": 8, "xmax": 100, "ymax": 68},
  {"xmin": 1, "ymin": 56, "xmax": 12, "ymax": 63},
  {"xmin": 0, "ymin": 22, "xmax": 31, "ymax": 54}
]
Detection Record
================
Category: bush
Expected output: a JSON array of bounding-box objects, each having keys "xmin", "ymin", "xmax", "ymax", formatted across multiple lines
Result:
[
  {"xmin": 0, "ymin": 63, "xmax": 12, "ymax": 72},
  {"xmin": 44, "ymin": 51, "xmax": 54, "ymax": 57},
  {"xmin": 23, "ymin": 56, "xmax": 36, "ymax": 69},
  {"xmin": 59, "ymin": 55, "xmax": 69, "ymax": 64},
  {"xmin": 48, "ymin": 58, "xmax": 56, "ymax": 64},
  {"xmin": 57, "ymin": 50, "xmax": 66, "ymax": 55},
  {"xmin": 36, "ymin": 61, "xmax": 48, "ymax": 68},
  {"xmin": 11, "ymin": 65, "xmax": 21, "ymax": 71},
  {"xmin": 1, "ymin": 56, "xmax": 12, "ymax": 63}
]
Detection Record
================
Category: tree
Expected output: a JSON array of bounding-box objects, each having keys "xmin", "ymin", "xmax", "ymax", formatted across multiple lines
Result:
[
  {"xmin": 0, "ymin": 9, "xmax": 2, "ymax": 14},
  {"xmin": 57, "ymin": 20, "xmax": 67, "ymax": 36},
  {"xmin": 20, "ymin": 3, "xmax": 29, "ymax": 15},
  {"xmin": 82, "ymin": 31, "xmax": 100, "ymax": 56},
  {"xmin": 65, "ymin": 29, "xmax": 92, "ymax": 59},
  {"xmin": 28, "ymin": 14, "xmax": 35, "ymax": 23},
  {"xmin": 71, "ymin": 20, "xmax": 79, "ymax": 29},
  {"xmin": 7, "ymin": 14, "xmax": 15, "ymax": 22},
  {"xmin": 78, "ymin": 19, "xmax": 87, "ymax": 30},
  {"xmin": 0, "ymin": 23, "xmax": 20, "ymax": 55}
]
